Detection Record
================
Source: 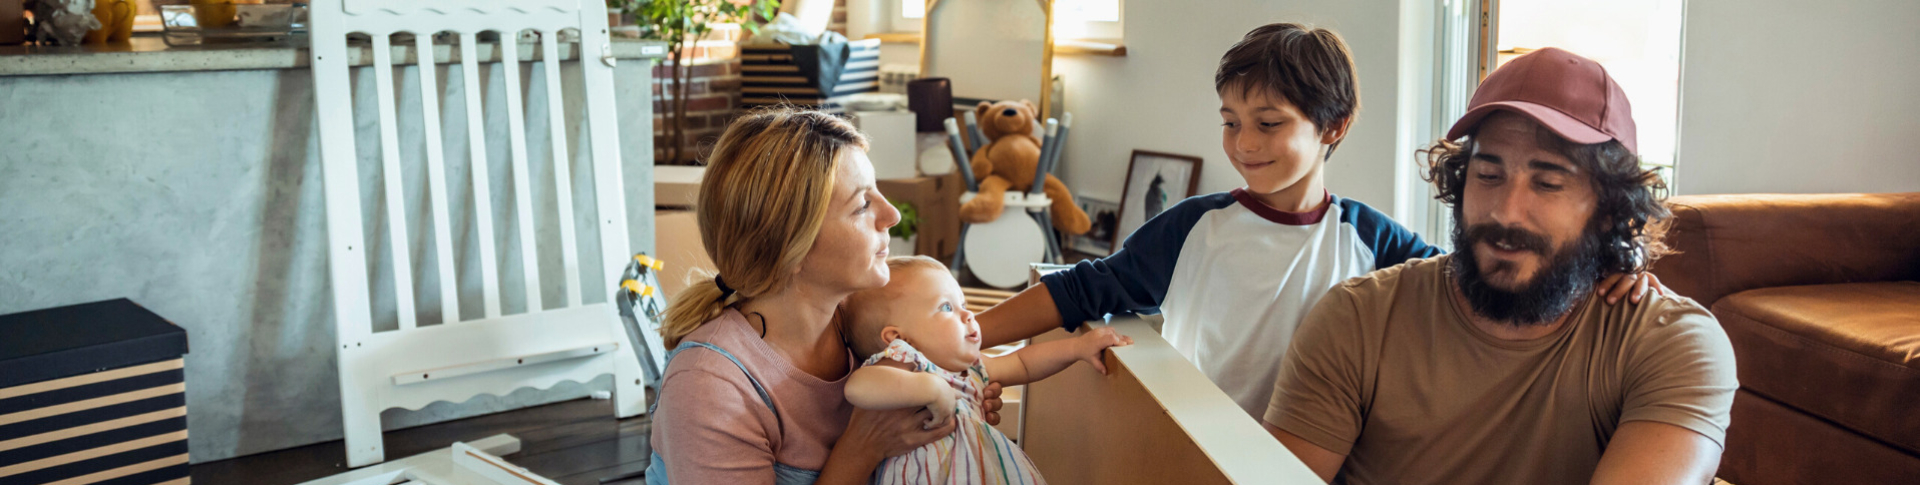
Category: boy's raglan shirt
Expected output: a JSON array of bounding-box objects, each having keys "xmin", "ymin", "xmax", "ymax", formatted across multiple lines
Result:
[{"xmin": 1041, "ymin": 189, "xmax": 1441, "ymax": 417}]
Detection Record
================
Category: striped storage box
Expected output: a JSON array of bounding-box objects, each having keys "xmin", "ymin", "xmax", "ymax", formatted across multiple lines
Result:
[
  {"xmin": 740, "ymin": 38, "xmax": 881, "ymax": 114},
  {"xmin": 0, "ymin": 299, "xmax": 190, "ymax": 485}
]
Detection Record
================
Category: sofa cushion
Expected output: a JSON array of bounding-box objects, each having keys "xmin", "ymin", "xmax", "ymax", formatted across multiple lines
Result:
[
  {"xmin": 1716, "ymin": 389, "xmax": 1920, "ymax": 485},
  {"xmin": 1713, "ymin": 281, "xmax": 1920, "ymax": 455}
]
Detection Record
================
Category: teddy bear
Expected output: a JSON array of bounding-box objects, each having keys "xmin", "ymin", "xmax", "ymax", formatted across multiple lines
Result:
[{"xmin": 957, "ymin": 100, "xmax": 1092, "ymax": 235}]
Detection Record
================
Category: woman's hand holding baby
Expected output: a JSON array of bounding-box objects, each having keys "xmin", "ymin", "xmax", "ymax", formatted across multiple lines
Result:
[{"xmin": 924, "ymin": 383, "xmax": 960, "ymax": 430}]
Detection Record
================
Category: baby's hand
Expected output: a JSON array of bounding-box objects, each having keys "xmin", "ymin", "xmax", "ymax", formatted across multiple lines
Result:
[
  {"xmin": 1073, "ymin": 327, "xmax": 1135, "ymax": 375},
  {"xmin": 923, "ymin": 384, "xmax": 959, "ymax": 430}
]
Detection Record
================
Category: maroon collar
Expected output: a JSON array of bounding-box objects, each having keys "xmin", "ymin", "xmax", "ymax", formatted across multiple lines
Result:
[{"xmin": 1231, "ymin": 188, "xmax": 1332, "ymax": 226}]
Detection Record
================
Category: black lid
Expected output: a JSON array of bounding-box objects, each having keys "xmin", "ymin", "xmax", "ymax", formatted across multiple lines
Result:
[{"xmin": 0, "ymin": 298, "xmax": 190, "ymax": 388}]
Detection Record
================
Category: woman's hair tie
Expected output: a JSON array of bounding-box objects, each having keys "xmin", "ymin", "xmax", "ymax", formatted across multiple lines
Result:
[{"xmin": 713, "ymin": 274, "xmax": 737, "ymax": 302}]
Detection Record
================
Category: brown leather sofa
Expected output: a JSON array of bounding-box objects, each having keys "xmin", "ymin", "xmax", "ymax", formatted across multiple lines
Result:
[{"xmin": 1653, "ymin": 193, "xmax": 1920, "ymax": 485}]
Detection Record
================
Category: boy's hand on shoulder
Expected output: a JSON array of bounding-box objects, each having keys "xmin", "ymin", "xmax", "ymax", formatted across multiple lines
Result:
[
  {"xmin": 1597, "ymin": 272, "xmax": 1666, "ymax": 305},
  {"xmin": 1073, "ymin": 327, "xmax": 1135, "ymax": 375}
]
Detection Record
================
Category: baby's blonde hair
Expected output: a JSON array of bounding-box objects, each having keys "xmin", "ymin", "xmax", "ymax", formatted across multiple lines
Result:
[
  {"xmin": 659, "ymin": 108, "xmax": 868, "ymax": 348},
  {"xmin": 841, "ymin": 256, "xmax": 950, "ymax": 358}
]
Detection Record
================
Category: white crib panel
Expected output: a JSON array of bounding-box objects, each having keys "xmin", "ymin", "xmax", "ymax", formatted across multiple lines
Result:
[{"xmin": 313, "ymin": 0, "xmax": 647, "ymax": 467}]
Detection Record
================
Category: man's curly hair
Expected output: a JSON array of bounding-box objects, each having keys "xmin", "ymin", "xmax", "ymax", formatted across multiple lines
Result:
[{"xmin": 1420, "ymin": 125, "xmax": 1673, "ymax": 275}]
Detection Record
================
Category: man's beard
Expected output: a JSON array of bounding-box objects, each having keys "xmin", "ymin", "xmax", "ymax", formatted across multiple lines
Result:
[{"xmin": 1448, "ymin": 214, "xmax": 1605, "ymax": 326}]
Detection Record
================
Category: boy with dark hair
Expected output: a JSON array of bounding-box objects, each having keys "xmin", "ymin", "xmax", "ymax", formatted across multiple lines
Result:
[{"xmin": 975, "ymin": 24, "xmax": 1651, "ymax": 419}]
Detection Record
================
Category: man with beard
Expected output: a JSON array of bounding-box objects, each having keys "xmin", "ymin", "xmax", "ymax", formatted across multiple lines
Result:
[{"xmin": 1260, "ymin": 47, "xmax": 1737, "ymax": 484}]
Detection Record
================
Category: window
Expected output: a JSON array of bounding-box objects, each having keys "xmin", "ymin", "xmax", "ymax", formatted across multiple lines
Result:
[{"xmin": 1492, "ymin": 0, "xmax": 1685, "ymax": 184}]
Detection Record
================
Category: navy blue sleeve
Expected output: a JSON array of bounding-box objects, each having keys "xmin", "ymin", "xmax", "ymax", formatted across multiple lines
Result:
[
  {"xmin": 1337, "ymin": 198, "xmax": 1445, "ymax": 270},
  {"xmin": 1040, "ymin": 193, "xmax": 1236, "ymax": 331}
]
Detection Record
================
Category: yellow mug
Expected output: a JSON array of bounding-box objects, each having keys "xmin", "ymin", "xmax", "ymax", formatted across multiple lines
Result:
[
  {"xmin": 188, "ymin": 0, "xmax": 262, "ymax": 29},
  {"xmin": 83, "ymin": 0, "xmax": 132, "ymax": 44}
]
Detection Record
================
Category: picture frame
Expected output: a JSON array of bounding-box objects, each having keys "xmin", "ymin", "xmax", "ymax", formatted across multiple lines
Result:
[
  {"xmin": 1068, "ymin": 196, "xmax": 1121, "ymax": 256},
  {"xmin": 1115, "ymin": 150, "xmax": 1202, "ymax": 248}
]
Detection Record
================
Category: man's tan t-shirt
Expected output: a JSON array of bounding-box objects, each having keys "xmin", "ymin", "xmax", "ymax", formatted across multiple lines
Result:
[{"xmin": 1264, "ymin": 256, "xmax": 1738, "ymax": 484}]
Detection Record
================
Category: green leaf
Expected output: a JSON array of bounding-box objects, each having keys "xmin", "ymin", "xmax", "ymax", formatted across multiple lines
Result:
[{"xmin": 890, "ymin": 201, "xmax": 920, "ymax": 240}]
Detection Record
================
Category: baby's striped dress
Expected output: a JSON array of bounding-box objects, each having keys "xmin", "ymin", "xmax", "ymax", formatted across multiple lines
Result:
[{"xmin": 864, "ymin": 339, "xmax": 1046, "ymax": 485}]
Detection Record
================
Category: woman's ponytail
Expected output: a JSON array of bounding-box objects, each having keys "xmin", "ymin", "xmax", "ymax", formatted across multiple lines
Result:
[{"xmin": 661, "ymin": 272, "xmax": 736, "ymax": 348}]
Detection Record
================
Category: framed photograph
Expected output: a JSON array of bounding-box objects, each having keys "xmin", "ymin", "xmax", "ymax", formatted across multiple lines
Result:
[
  {"xmin": 1068, "ymin": 196, "xmax": 1120, "ymax": 256},
  {"xmin": 1115, "ymin": 150, "xmax": 1202, "ymax": 248}
]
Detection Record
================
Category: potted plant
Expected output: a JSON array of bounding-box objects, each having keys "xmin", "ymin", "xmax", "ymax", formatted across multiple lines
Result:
[
  {"xmin": 890, "ymin": 200, "xmax": 919, "ymax": 257},
  {"xmin": 614, "ymin": 0, "xmax": 780, "ymax": 164}
]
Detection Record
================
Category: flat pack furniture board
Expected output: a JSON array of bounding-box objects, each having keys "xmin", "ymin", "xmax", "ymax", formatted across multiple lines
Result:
[
  {"xmin": 1021, "ymin": 317, "xmax": 1324, "ymax": 484},
  {"xmin": 308, "ymin": 0, "xmax": 656, "ymax": 469},
  {"xmin": 292, "ymin": 434, "xmax": 556, "ymax": 485},
  {"xmin": 0, "ymin": 298, "xmax": 191, "ymax": 485}
]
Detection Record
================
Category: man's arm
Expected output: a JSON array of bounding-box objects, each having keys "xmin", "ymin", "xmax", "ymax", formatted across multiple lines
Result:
[
  {"xmin": 1263, "ymin": 422, "xmax": 1345, "ymax": 484},
  {"xmin": 1590, "ymin": 421, "xmax": 1722, "ymax": 485}
]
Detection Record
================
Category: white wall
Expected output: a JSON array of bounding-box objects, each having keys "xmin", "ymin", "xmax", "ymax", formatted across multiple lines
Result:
[
  {"xmin": 1054, "ymin": 0, "xmax": 1417, "ymax": 213},
  {"xmin": 1675, "ymin": 0, "xmax": 1920, "ymax": 195},
  {"xmin": 876, "ymin": 0, "xmax": 1432, "ymax": 221}
]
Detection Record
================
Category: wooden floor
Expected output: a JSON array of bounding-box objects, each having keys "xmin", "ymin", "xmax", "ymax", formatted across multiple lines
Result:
[{"xmin": 189, "ymin": 398, "xmax": 652, "ymax": 485}]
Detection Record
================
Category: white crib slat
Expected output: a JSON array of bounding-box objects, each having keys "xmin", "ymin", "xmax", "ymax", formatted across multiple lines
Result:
[
  {"xmin": 415, "ymin": 33, "xmax": 460, "ymax": 324},
  {"xmin": 460, "ymin": 32, "xmax": 503, "ymax": 319},
  {"xmin": 541, "ymin": 32, "xmax": 582, "ymax": 308},
  {"xmin": 499, "ymin": 34, "xmax": 544, "ymax": 312},
  {"xmin": 372, "ymin": 32, "xmax": 419, "ymax": 330}
]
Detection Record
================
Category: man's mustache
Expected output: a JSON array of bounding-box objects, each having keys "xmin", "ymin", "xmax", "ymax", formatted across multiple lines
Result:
[{"xmin": 1463, "ymin": 223, "xmax": 1552, "ymax": 257}]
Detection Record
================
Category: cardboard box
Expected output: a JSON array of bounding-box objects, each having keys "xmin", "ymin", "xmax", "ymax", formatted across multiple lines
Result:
[
  {"xmin": 654, "ymin": 209, "xmax": 718, "ymax": 297},
  {"xmin": 878, "ymin": 173, "xmax": 963, "ymax": 261},
  {"xmin": 654, "ymin": 165, "xmax": 704, "ymax": 209}
]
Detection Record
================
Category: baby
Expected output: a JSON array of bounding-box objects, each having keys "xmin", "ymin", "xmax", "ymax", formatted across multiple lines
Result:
[{"xmin": 841, "ymin": 256, "xmax": 1132, "ymax": 485}]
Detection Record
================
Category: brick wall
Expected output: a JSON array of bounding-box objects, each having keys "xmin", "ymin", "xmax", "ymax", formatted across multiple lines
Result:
[
  {"xmin": 648, "ymin": 0, "xmax": 849, "ymax": 165},
  {"xmin": 652, "ymin": 39, "xmax": 741, "ymax": 165}
]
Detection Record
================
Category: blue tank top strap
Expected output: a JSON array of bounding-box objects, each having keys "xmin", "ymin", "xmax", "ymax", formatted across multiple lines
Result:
[
  {"xmin": 649, "ymin": 340, "xmax": 782, "ymax": 429},
  {"xmin": 646, "ymin": 339, "xmax": 820, "ymax": 485}
]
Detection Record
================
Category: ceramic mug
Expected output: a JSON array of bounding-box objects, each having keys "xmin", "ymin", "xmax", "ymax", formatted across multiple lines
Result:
[{"xmin": 83, "ymin": 0, "xmax": 132, "ymax": 44}]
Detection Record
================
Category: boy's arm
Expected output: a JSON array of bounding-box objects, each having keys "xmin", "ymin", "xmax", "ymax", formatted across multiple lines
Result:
[
  {"xmin": 984, "ymin": 327, "xmax": 1133, "ymax": 386},
  {"xmin": 980, "ymin": 195, "xmax": 1232, "ymax": 347},
  {"xmin": 1340, "ymin": 199, "xmax": 1443, "ymax": 270},
  {"xmin": 845, "ymin": 361, "xmax": 951, "ymax": 411}
]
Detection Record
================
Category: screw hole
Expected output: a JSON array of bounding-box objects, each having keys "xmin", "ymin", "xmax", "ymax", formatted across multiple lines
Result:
[
  {"xmin": 423, "ymin": 373, "xmax": 429, "ymax": 379},
  {"xmin": 517, "ymin": 358, "xmax": 524, "ymax": 364}
]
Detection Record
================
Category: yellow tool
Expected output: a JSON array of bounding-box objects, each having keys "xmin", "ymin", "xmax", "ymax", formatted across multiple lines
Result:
[
  {"xmin": 633, "ymin": 254, "xmax": 665, "ymax": 271},
  {"xmin": 621, "ymin": 280, "xmax": 654, "ymax": 297}
]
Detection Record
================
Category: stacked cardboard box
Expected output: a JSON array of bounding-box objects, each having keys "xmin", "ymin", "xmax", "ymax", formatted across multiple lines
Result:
[
  {"xmin": 0, "ymin": 299, "xmax": 191, "ymax": 485},
  {"xmin": 739, "ymin": 39, "xmax": 882, "ymax": 114}
]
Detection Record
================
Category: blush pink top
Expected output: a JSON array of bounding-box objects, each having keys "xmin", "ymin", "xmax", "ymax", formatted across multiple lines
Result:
[{"xmin": 650, "ymin": 309, "xmax": 855, "ymax": 484}]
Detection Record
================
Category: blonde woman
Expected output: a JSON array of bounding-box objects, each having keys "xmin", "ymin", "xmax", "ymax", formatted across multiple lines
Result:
[{"xmin": 646, "ymin": 109, "xmax": 960, "ymax": 485}]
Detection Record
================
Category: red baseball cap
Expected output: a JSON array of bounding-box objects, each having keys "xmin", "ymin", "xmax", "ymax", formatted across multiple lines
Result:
[{"xmin": 1446, "ymin": 47, "xmax": 1638, "ymax": 155}]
